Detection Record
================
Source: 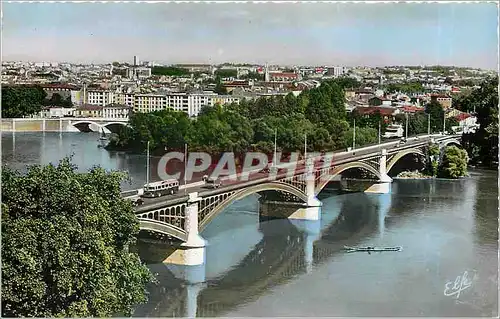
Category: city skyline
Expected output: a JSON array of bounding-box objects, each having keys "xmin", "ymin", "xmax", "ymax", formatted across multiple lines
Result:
[{"xmin": 2, "ymin": 1, "xmax": 499, "ymax": 70}]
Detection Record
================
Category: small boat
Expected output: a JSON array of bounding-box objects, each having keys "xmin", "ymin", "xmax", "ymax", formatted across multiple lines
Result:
[{"xmin": 343, "ymin": 245, "xmax": 402, "ymax": 252}]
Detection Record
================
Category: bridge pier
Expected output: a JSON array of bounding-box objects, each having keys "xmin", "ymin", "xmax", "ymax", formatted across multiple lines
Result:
[
  {"xmin": 365, "ymin": 149, "xmax": 392, "ymax": 194},
  {"xmin": 185, "ymin": 282, "xmax": 204, "ymax": 317},
  {"xmin": 305, "ymin": 158, "xmax": 322, "ymax": 208},
  {"xmin": 164, "ymin": 193, "xmax": 206, "ymax": 267},
  {"xmin": 289, "ymin": 218, "xmax": 321, "ymax": 273}
]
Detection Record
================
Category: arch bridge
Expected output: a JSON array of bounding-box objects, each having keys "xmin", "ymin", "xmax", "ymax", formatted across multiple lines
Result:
[
  {"xmin": 131, "ymin": 134, "xmax": 462, "ymax": 264},
  {"xmin": 68, "ymin": 118, "xmax": 128, "ymax": 133}
]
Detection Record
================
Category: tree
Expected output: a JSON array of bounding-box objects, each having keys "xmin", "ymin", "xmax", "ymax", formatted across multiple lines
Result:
[
  {"xmin": 425, "ymin": 143, "xmax": 440, "ymax": 176},
  {"xmin": 438, "ymin": 146, "xmax": 469, "ymax": 178},
  {"xmin": 462, "ymin": 77, "xmax": 498, "ymax": 166},
  {"xmin": 425, "ymin": 100, "xmax": 445, "ymax": 133},
  {"xmin": 2, "ymin": 85, "xmax": 47, "ymax": 118},
  {"xmin": 44, "ymin": 93, "xmax": 73, "ymax": 107},
  {"xmin": 1, "ymin": 159, "xmax": 153, "ymax": 317}
]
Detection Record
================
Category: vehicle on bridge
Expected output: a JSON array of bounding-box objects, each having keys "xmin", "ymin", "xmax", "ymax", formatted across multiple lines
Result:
[
  {"xmin": 142, "ymin": 179, "xmax": 179, "ymax": 198},
  {"xmin": 383, "ymin": 124, "xmax": 404, "ymax": 139},
  {"xmin": 204, "ymin": 177, "xmax": 222, "ymax": 189}
]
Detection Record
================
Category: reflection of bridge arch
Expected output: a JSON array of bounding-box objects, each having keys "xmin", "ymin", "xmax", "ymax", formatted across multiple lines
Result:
[
  {"xmin": 197, "ymin": 220, "xmax": 305, "ymax": 317},
  {"xmin": 387, "ymin": 148, "xmax": 425, "ymax": 173},
  {"xmin": 199, "ymin": 183, "xmax": 308, "ymax": 232},
  {"xmin": 315, "ymin": 161, "xmax": 382, "ymax": 195},
  {"xmin": 137, "ymin": 194, "xmax": 396, "ymax": 317}
]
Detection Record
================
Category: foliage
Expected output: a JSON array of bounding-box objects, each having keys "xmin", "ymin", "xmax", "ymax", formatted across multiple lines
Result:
[
  {"xmin": 461, "ymin": 77, "xmax": 498, "ymax": 167},
  {"xmin": 215, "ymin": 69, "xmax": 237, "ymax": 79},
  {"xmin": 343, "ymin": 127, "xmax": 378, "ymax": 149},
  {"xmin": 107, "ymin": 77, "xmax": 440, "ymax": 155},
  {"xmin": 151, "ymin": 66, "xmax": 190, "ymax": 77},
  {"xmin": 384, "ymin": 81, "xmax": 425, "ymax": 94},
  {"xmin": 43, "ymin": 93, "xmax": 73, "ymax": 107},
  {"xmin": 107, "ymin": 109, "xmax": 192, "ymax": 152},
  {"xmin": 438, "ymin": 146, "xmax": 469, "ymax": 178},
  {"xmin": 425, "ymin": 100, "xmax": 449, "ymax": 133},
  {"xmin": 240, "ymin": 72, "xmax": 265, "ymax": 81},
  {"xmin": 1, "ymin": 85, "xmax": 47, "ymax": 118},
  {"xmin": 426, "ymin": 143, "xmax": 440, "ymax": 176},
  {"xmin": 1, "ymin": 158, "xmax": 153, "ymax": 317}
]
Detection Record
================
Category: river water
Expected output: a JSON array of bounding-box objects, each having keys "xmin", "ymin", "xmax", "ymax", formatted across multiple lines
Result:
[{"xmin": 2, "ymin": 132, "xmax": 498, "ymax": 317}]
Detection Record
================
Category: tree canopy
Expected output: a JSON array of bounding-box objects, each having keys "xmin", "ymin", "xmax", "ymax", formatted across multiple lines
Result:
[
  {"xmin": 151, "ymin": 66, "xmax": 190, "ymax": 77},
  {"xmin": 2, "ymin": 85, "xmax": 47, "ymax": 118},
  {"xmin": 107, "ymin": 78, "xmax": 376, "ymax": 155},
  {"xmin": 1, "ymin": 159, "xmax": 153, "ymax": 317},
  {"xmin": 461, "ymin": 77, "xmax": 498, "ymax": 167},
  {"xmin": 438, "ymin": 146, "xmax": 469, "ymax": 178}
]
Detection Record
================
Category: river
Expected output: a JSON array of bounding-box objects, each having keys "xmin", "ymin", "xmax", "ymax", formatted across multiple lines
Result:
[{"xmin": 2, "ymin": 132, "xmax": 498, "ymax": 317}]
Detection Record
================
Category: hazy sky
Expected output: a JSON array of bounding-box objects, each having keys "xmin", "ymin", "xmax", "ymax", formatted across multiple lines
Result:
[{"xmin": 2, "ymin": 1, "xmax": 498, "ymax": 69}]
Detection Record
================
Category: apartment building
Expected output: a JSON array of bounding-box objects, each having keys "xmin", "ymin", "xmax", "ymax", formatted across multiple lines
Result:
[
  {"xmin": 79, "ymin": 88, "xmax": 241, "ymax": 117},
  {"xmin": 86, "ymin": 89, "xmax": 115, "ymax": 106},
  {"xmin": 74, "ymin": 104, "xmax": 104, "ymax": 117},
  {"xmin": 430, "ymin": 94, "xmax": 453, "ymax": 109},
  {"xmin": 128, "ymin": 92, "xmax": 241, "ymax": 117},
  {"xmin": 103, "ymin": 104, "xmax": 132, "ymax": 119}
]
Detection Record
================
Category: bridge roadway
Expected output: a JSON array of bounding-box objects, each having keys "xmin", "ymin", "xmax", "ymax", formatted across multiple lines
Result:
[{"xmin": 130, "ymin": 134, "xmax": 459, "ymax": 213}]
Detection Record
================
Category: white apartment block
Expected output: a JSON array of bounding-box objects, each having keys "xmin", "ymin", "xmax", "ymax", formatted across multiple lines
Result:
[
  {"xmin": 86, "ymin": 90, "xmax": 115, "ymax": 106},
  {"xmin": 102, "ymin": 104, "xmax": 132, "ymax": 119},
  {"xmin": 132, "ymin": 92, "xmax": 241, "ymax": 117},
  {"xmin": 83, "ymin": 89, "xmax": 241, "ymax": 117}
]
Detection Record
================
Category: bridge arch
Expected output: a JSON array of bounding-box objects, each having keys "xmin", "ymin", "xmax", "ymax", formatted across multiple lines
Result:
[
  {"xmin": 314, "ymin": 161, "xmax": 382, "ymax": 195},
  {"xmin": 138, "ymin": 219, "xmax": 187, "ymax": 242},
  {"xmin": 440, "ymin": 139, "xmax": 461, "ymax": 149},
  {"xmin": 387, "ymin": 148, "xmax": 425, "ymax": 173},
  {"xmin": 71, "ymin": 120, "xmax": 127, "ymax": 132},
  {"xmin": 199, "ymin": 182, "xmax": 308, "ymax": 232}
]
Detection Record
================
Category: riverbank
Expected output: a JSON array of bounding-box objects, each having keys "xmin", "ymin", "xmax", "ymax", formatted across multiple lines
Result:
[
  {"xmin": 395, "ymin": 170, "xmax": 433, "ymax": 179},
  {"xmin": 394, "ymin": 169, "xmax": 479, "ymax": 180}
]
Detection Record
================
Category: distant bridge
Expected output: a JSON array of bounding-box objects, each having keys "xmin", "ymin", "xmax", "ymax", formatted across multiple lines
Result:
[
  {"xmin": 124, "ymin": 134, "xmax": 462, "ymax": 266},
  {"xmin": 1, "ymin": 117, "xmax": 128, "ymax": 133}
]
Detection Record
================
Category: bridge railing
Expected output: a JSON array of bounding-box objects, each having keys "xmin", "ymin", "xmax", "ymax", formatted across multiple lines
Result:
[{"xmin": 123, "ymin": 134, "xmax": 456, "ymax": 198}]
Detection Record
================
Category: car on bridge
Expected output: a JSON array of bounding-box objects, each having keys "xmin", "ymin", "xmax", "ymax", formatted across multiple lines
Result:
[{"xmin": 205, "ymin": 177, "xmax": 222, "ymax": 189}]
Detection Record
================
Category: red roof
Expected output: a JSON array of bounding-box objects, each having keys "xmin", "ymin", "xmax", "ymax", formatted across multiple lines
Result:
[
  {"xmin": 401, "ymin": 106, "xmax": 425, "ymax": 113},
  {"xmin": 356, "ymin": 107, "xmax": 396, "ymax": 116},
  {"xmin": 41, "ymin": 84, "xmax": 80, "ymax": 90},
  {"xmin": 455, "ymin": 113, "xmax": 473, "ymax": 121}
]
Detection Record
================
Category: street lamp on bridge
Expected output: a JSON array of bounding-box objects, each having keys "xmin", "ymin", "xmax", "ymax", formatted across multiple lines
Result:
[{"xmin": 352, "ymin": 118, "xmax": 356, "ymax": 151}]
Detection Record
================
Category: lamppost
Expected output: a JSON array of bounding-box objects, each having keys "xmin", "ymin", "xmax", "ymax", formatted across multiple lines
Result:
[
  {"xmin": 184, "ymin": 143, "xmax": 188, "ymax": 193},
  {"xmin": 442, "ymin": 110, "xmax": 446, "ymax": 134},
  {"xmin": 146, "ymin": 140, "xmax": 150, "ymax": 185},
  {"xmin": 378, "ymin": 121, "xmax": 381, "ymax": 144},
  {"xmin": 405, "ymin": 112, "xmax": 408, "ymax": 140},
  {"xmin": 304, "ymin": 133, "xmax": 307, "ymax": 162},
  {"xmin": 427, "ymin": 113, "xmax": 431, "ymax": 135},
  {"xmin": 272, "ymin": 129, "xmax": 277, "ymax": 168},
  {"xmin": 352, "ymin": 118, "xmax": 356, "ymax": 150}
]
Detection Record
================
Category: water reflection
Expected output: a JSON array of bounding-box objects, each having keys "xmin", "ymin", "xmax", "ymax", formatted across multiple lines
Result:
[
  {"xmin": 2, "ymin": 133, "xmax": 497, "ymax": 317},
  {"xmin": 2, "ymin": 132, "xmax": 149, "ymax": 190},
  {"xmin": 132, "ymin": 172, "xmax": 497, "ymax": 317}
]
